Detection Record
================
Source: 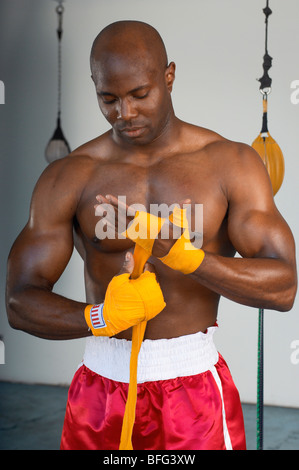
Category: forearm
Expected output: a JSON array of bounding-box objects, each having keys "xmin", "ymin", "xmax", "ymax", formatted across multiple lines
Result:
[
  {"xmin": 189, "ymin": 252, "xmax": 297, "ymax": 312},
  {"xmin": 6, "ymin": 285, "xmax": 90, "ymax": 340},
  {"xmin": 7, "ymin": 261, "xmax": 166, "ymax": 340}
]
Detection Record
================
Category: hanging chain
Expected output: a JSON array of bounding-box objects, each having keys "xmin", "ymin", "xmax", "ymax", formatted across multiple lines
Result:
[
  {"xmin": 259, "ymin": 0, "xmax": 272, "ymax": 95},
  {"xmin": 56, "ymin": 4, "xmax": 64, "ymax": 119},
  {"xmin": 264, "ymin": 1, "xmax": 270, "ymax": 54},
  {"xmin": 259, "ymin": 0, "xmax": 273, "ymax": 136}
]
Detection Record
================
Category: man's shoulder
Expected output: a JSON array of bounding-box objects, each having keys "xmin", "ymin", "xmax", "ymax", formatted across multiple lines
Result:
[
  {"xmin": 32, "ymin": 140, "xmax": 100, "ymax": 200},
  {"xmin": 181, "ymin": 123, "xmax": 268, "ymax": 190},
  {"xmin": 186, "ymin": 124, "xmax": 261, "ymax": 167},
  {"xmin": 191, "ymin": 127, "xmax": 271, "ymax": 198},
  {"xmin": 70, "ymin": 132, "xmax": 111, "ymax": 161},
  {"xmin": 41, "ymin": 132, "xmax": 111, "ymax": 181},
  {"xmin": 182, "ymin": 122, "xmax": 233, "ymax": 154}
]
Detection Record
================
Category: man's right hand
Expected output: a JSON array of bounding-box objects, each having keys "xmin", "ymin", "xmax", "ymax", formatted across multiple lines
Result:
[{"xmin": 84, "ymin": 252, "xmax": 166, "ymax": 337}]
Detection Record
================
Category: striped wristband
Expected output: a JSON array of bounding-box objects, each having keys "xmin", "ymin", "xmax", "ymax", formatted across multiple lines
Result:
[{"xmin": 85, "ymin": 303, "xmax": 106, "ymax": 331}]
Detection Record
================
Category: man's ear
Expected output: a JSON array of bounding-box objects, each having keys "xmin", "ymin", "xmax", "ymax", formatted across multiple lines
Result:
[{"xmin": 165, "ymin": 62, "xmax": 176, "ymax": 92}]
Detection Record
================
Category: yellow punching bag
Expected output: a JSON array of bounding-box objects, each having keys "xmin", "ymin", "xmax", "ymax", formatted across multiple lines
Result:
[{"xmin": 252, "ymin": 97, "xmax": 285, "ymax": 195}]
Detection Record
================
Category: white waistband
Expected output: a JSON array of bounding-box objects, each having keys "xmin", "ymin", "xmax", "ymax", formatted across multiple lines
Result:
[{"xmin": 81, "ymin": 327, "xmax": 219, "ymax": 383}]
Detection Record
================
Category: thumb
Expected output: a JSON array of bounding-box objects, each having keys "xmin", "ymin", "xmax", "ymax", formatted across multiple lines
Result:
[
  {"xmin": 143, "ymin": 261, "xmax": 156, "ymax": 274},
  {"xmin": 179, "ymin": 198, "xmax": 191, "ymax": 208},
  {"xmin": 117, "ymin": 251, "xmax": 134, "ymax": 276}
]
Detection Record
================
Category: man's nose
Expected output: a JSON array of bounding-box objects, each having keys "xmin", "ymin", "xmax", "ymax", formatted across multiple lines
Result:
[{"xmin": 117, "ymin": 99, "xmax": 138, "ymax": 121}]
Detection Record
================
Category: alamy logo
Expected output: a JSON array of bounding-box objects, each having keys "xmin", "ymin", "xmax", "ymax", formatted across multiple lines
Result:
[
  {"xmin": 0, "ymin": 80, "xmax": 4, "ymax": 104},
  {"xmin": 94, "ymin": 196, "xmax": 203, "ymax": 249},
  {"xmin": 290, "ymin": 80, "xmax": 299, "ymax": 105},
  {"xmin": 0, "ymin": 340, "xmax": 4, "ymax": 364},
  {"xmin": 290, "ymin": 339, "xmax": 299, "ymax": 365}
]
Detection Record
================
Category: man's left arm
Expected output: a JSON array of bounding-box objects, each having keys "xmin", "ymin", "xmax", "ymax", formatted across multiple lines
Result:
[{"xmin": 189, "ymin": 144, "xmax": 297, "ymax": 311}]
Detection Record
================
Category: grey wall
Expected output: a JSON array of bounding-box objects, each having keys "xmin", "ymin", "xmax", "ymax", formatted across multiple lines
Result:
[{"xmin": 0, "ymin": 0, "xmax": 298, "ymax": 407}]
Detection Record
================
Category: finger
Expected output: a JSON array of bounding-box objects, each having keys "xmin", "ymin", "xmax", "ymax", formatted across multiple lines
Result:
[
  {"xmin": 143, "ymin": 261, "xmax": 156, "ymax": 274},
  {"xmin": 94, "ymin": 203, "xmax": 108, "ymax": 217},
  {"xmin": 106, "ymin": 195, "xmax": 134, "ymax": 220},
  {"xmin": 96, "ymin": 194, "xmax": 109, "ymax": 204},
  {"xmin": 105, "ymin": 194, "xmax": 118, "ymax": 206},
  {"xmin": 104, "ymin": 194, "xmax": 127, "ymax": 213},
  {"xmin": 143, "ymin": 261, "xmax": 161, "ymax": 284},
  {"xmin": 179, "ymin": 198, "xmax": 191, "ymax": 207},
  {"xmin": 117, "ymin": 251, "xmax": 134, "ymax": 276},
  {"xmin": 103, "ymin": 194, "xmax": 132, "ymax": 220},
  {"xmin": 95, "ymin": 195, "xmax": 111, "ymax": 214}
]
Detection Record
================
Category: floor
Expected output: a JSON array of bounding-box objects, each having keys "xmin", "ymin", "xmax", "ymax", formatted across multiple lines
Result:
[{"xmin": 0, "ymin": 381, "xmax": 298, "ymax": 450}]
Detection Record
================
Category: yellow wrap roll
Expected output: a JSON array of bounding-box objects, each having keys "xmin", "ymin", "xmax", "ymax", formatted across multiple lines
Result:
[
  {"xmin": 117, "ymin": 211, "xmax": 166, "ymax": 448},
  {"xmin": 84, "ymin": 270, "xmax": 166, "ymax": 337},
  {"xmin": 119, "ymin": 243, "xmax": 157, "ymax": 450}
]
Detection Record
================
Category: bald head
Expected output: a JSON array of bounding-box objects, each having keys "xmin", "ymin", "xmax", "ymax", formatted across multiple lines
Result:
[
  {"xmin": 89, "ymin": 21, "xmax": 176, "ymax": 146},
  {"xmin": 90, "ymin": 21, "xmax": 169, "ymax": 80}
]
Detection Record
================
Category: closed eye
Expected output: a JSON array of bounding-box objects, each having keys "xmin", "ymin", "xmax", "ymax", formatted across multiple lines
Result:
[
  {"xmin": 97, "ymin": 93, "xmax": 117, "ymax": 104},
  {"xmin": 134, "ymin": 92, "xmax": 149, "ymax": 100},
  {"xmin": 102, "ymin": 98, "xmax": 117, "ymax": 104},
  {"xmin": 97, "ymin": 85, "xmax": 150, "ymax": 103}
]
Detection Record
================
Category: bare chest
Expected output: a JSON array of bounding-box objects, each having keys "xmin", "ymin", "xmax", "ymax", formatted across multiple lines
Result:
[{"xmin": 75, "ymin": 154, "xmax": 229, "ymax": 253}]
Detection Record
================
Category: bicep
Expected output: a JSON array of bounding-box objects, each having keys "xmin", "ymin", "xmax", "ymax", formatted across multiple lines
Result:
[
  {"xmin": 8, "ymin": 223, "xmax": 74, "ymax": 292},
  {"xmin": 228, "ymin": 207, "xmax": 295, "ymax": 264},
  {"xmin": 226, "ymin": 145, "xmax": 296, "ymax": 264},
  {"xmin": 7, "ymin": 160, "xmax": 78, "ymax": 292}
]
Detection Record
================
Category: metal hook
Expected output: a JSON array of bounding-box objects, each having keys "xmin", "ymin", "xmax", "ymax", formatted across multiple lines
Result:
[{"xmin": 259, "ymin": 87, "xmax": 271, "ymax": 96}]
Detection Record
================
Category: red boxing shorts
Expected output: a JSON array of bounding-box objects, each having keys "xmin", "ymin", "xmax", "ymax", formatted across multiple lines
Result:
[{"xmin": 60, "ymin": 326, "xmax": 246, "ymax": 450}]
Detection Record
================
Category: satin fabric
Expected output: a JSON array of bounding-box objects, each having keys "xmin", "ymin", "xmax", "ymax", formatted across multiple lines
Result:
[{"xmin": 60, "ymin": 354, "xmax": 246, "ymax": 450}]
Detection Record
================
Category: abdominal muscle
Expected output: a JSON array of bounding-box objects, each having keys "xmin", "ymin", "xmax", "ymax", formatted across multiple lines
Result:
[
  {"xmin": 116, "ymin": 279, "xmax": 219, "ymax": 340},
  {"xmin": 84, "ymin": 246, "xmax": 219, "ymax": 341}
]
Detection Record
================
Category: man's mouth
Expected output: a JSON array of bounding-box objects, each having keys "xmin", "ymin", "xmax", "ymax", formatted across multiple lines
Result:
[{"xmin": 119, "ymin": 127, "xmax": 146, "ymax": 138}]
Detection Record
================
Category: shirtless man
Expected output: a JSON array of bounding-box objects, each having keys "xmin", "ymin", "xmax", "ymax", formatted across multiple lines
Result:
[{"xmin": 6, "ymin": 21, "xmax": 297, "ymax": 451}]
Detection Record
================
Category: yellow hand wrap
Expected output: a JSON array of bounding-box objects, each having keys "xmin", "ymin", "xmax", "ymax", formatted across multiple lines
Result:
[
  {"xmin": 122, "ymin": 206, "xmax": 204, "ymax": 275},
  {"xmin": 158, "ymin": 205, "xmax": 205, "ymax": 274},
  {"xmin": 84, "ymin": 271, "xmax": 166, "ymax": 337},
  {"xmin": 85, "ymin": 210, "xmax": 166, "ymax": 450},
  {"xmin": 112, "ymin": 211, "xmax": 167, "ymax": 449},
  {"xmin": 122, "ymin": 210, "xmax": 166, "ymax": 252}
]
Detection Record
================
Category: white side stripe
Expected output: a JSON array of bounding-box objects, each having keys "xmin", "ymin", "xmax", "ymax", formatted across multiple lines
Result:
[{"xmin": 210, "ymin": 366, "xmax": 233, "ymax": 450}]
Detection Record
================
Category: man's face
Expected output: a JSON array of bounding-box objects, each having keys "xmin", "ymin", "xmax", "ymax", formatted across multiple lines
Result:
[{"xmin": 92, "ymin": 54, "xmax": 174, "ymax": 146}]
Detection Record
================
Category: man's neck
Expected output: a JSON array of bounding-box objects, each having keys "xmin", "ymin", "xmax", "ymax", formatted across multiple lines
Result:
[{"xmin": 112, "ymin": 113, "xmax": 182, "ymax": 162}]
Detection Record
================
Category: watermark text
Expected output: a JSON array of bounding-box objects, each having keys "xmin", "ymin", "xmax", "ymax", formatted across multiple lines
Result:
[
  {"xmin": 290, "ymin": 80, "xmax": 299, "ymax": 105},
  {"xmin": 0, "ymin": 80, "xmax": 4, "ymax": 104},
  {"xmin": 0, "ymin": 340, "xmax": 4, "ymax": 364},
  {"xmin": 290, "ymin": 339, "xmax": 299, "ymax": 365},
  {"xmin": 94, "ymin": 196, "xmax": 203, "ymax": 249}
]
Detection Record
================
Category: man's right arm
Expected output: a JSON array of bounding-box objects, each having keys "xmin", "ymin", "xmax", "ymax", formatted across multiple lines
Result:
[{"xmin": 6, "ymin": 158, "xmax": 91, "ymax": 340}]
